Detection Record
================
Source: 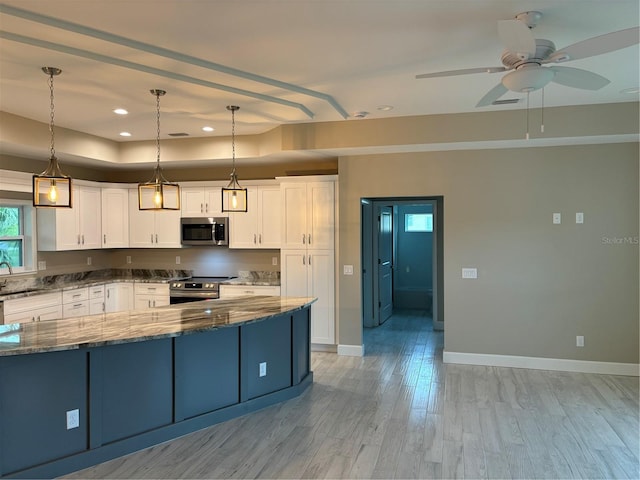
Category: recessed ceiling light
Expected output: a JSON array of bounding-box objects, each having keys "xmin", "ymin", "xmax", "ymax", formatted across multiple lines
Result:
[
  {"xmin": 202, "ymin": 126, "xmax": 215, "ymax": 132},
  {"xmin": 377, "ymin": 105, "xmax": 394, "ymax": 111},
  {"xmin": 352, "ymin": 111, "xmax": 369, "ymax": 118},
  {"xmin": 113, "ymin": 108, "xmax": 128, "ymax": 115},
  {"xmin": 119, "ymin": 131, "xmax": 132, "ymax": 137},
  {"xmin": 620, "ymin": 87, "xmax": 640, "ymax": 95}
]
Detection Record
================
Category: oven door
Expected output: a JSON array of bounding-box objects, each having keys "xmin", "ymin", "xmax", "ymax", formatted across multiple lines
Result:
[{"xmin": 169, "ymin": 291, "xmax": 219, "ymax": 304}]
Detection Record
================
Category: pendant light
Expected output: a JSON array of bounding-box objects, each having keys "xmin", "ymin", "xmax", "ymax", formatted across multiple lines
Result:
[
  {"xmin": 138, "ymin": 89, "xmax": 180, "ymax": 210},
  {"xmin": 222, "ymin": 105, "xmax": 248, "ymax": 212},
  {"xmin": 33, "ymin": 67, "xmax": 72, "ymax": 208}
]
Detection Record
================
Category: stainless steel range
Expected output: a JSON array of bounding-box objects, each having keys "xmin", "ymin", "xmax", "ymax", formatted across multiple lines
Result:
[{"xmin": 169, "ymin": 276, "xmax": 236, "ymax": 304}]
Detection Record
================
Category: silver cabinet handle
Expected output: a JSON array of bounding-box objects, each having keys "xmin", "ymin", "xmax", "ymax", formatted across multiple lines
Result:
[
  {"xmin": 205, "ymin": 203, "xmax": 209, "ymax": 213},
  {"xmin": 309, "ymin": 255, "xmax": 311, "ymax": 265},
  {"xmin": 308, "ymin": 234, "xmax": 311, "ymax": 245},
  {"xmin": 77, "ymin": 234, "xmax": 81, "ymax": 245},
  {"xmin": 259, "ymin": 234, "xmax": 262, "ymax": 244},
  {"xmin": 148, "ymin": 300, "xmax": 151, "ymax": 308},
  {"xmin": 254, "ymin": 234, "xmax": 257, "ymax": 244},
  {"xmin": 201, "ymin": 203, "xmax": 204, "ymax": 213},
  {"xmin": 36, "ymin": 316, "xmax": 40, "ymax": 322},
  {"xmin": 150, "ymin": 234, "xmax": 154, "ymax": 243},
  {"xmin": 106, "ymin": 290, "xmax": 110, "ymax": 299},
  {"xmin": 155, "ymin": 234, "xmax": 158, "ymax": 243},
  {"xmin": 104, "ymin": 234, "xmax": 107, "ymax": 244},
  {"xmin": 303, "ymin": 255, "xmax": 306, "ymax": 265},
  {"xmin": 82, "ymin": 234, "xmax": 85, "ymax": 245},
  {"xmin": 102, "ymin": 302, "xmax": 105, "ymax": 312},
  {"xmin": 73, "ymin": 303, "xmax": 83, "ymax": 308}
]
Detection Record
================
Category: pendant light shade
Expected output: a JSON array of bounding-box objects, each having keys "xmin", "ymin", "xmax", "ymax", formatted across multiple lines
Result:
[
  {"xmin": 222, "ymin": 105, "xmax": 248, "ymax": 213},
  {"xmin": 138, "ymin": 89, "xmax": 180, "ymax": 210},
  {"xmin": 33, "ymin": 67, "xmax": 72, "ymax": 208}
]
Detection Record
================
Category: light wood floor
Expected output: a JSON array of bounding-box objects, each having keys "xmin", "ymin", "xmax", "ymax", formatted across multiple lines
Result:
[{"xmin": 65, "ymin": 310, "xmax": 639, "ymax": 479}]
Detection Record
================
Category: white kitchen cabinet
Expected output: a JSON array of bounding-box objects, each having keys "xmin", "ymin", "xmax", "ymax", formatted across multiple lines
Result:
[
  {"xmin": 279, "ymin": 176, "xmax": 336, "ymax": 345},
  {"xmin": 2, "ymin": 291, "xmax": 62, "ymax": 324},
  {"xmin": 101, "ymin": 187, "xmax": 129, "ymax": 248},
  {"xmin": 230, "ymin": 186, "xmax": 281, "ymax": 249},
  {"xmin": 134, "ymin": 283, "xmax": 170, "ymax": 309},
  {"xmin": 128, "ymin": 189, "xmax": 181, "ymax": 248},
  {"xmin": 281, "ymin": 249, "xmax": 335, "ymax": 344},
  {"xmin": 219, "ymin": 284, "xmax": 281, "ymax": 298},
  {"xmin": 37, "ymin": 185, "xmax": 102, "ymax": 251},
  {"xmin": 62, "ymin": 287, "xmax": 90, "ymax": 319},
  {"xmin": 89, "ymin": 285, "xmax": 105, "ymax": 315},
  {"xmin": 105, "ymin": 283, "xmax": 134, "ymax": 313},
  {"xmin": 181, "ymin": 187, "xmax": 225, "ymax": 217},
  {"xmin": 280, "ymin": 180, "xmax": 334, "ymax": 250}
]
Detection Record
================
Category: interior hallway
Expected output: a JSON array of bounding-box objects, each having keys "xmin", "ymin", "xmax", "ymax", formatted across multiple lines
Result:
[{"xmin": 65, "ymin": 310, "xmax": 639, "ymax": 479}]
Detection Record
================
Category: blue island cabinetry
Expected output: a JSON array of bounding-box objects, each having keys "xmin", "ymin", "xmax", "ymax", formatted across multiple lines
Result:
[{"xmin": 0, "ymin": 298, "xmax": 312, "ymax": 479}]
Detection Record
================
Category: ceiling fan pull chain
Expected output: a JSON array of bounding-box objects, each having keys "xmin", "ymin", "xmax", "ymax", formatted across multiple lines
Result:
[{"xmin": 540, "ymin": 88, "xmax": 545, "ymax": 133}]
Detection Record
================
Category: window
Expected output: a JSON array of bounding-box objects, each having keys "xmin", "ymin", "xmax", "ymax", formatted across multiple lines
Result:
[
  {"xmin": 404, "ymin": 213, "xmax": 433, "ymax": 232},
  {"xmin": 0, "ymin": 201, "xmax": 36, "ymax": 274}
]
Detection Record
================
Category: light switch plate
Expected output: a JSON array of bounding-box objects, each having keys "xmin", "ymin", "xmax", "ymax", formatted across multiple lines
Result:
[{"xmin": 343, "ymin": 265, "xmax": 354, "ymax": 275}]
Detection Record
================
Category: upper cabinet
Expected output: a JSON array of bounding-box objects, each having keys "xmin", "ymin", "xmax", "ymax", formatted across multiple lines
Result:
[
  {"xmin": 128, "ymin": 189, "xmax": 181, "ymax": 248},
  {"xmin": 181, "ymin": 187, "xmax": 226, "ymax": 218},
  {"xmin": 37, "ymin": 185, "xmax": 102, "ymax": 251},
  {"xmin": 101, "ymin": 187, "xmax": 129, "ymax": 248},
  {"xmin": 280, "ymin": 180, "xmax": 334, "ymax": 251},
  {"xmin": 230, "ymin": 185, "xmax": 281, "ymax": 249}
]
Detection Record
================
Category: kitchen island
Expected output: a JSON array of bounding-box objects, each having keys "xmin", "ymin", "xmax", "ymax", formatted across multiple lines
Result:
[{"xmin": 0, "ymin": 296, "xmax": 315, "ymax": 479}]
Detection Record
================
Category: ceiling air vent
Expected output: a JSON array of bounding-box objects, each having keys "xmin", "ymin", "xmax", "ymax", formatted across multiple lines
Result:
[
  {"xmin": 492, "ymin": 99, "xmax": 520, "ymax": 105},
  {"xmin": 168, "ymin": 132, "xmax": 190, "ymax": 137}
]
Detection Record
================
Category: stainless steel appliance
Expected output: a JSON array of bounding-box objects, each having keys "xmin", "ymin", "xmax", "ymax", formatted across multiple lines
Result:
[
  {"xmin": 181, "ymin": 217, "xmax": 229, "ymax": 246},
  {"xmin": 169, "ymin": 276, "xmax": 235, "ymax": 304}
]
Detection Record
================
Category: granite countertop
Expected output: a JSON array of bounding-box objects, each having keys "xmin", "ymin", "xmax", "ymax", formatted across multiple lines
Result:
[
  {"xmin": 224, "ymin": 270, "xmax": 281, "ymax": 287},
  {"xmin": 0, "ymin": 295, "xmax": 315, "ymax": 357}
]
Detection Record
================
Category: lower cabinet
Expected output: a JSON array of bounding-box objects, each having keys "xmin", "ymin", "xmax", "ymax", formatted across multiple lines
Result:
[
  {"xmin": 134, "ymin": 283, "xmax": 170, "ymax": 309},
  {"xmin": 219, "ymin": 284, "xmax": 281, "ymax": 298},
  {"xmin": 2, "ymin": 292, "xmax": 62, "ymax": 324},
  {"xmin": 62, "ymin": 288, "xmax": 90, "ymax": 319}
]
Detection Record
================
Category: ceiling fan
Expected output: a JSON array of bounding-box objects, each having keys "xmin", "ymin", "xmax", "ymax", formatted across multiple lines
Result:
[{"xmin": 416, "ymin": 11, "xmax": 640, "ymax": 107}]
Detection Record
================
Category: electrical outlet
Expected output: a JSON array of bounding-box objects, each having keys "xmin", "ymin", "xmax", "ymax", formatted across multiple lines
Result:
[
  {"xmin": 576, "ymin": 212, "xmax": 584, "ymax": 224},
  {"xmin": 576, "ymin": 336, "xmax": 585, "ymax": 347},
  {"xmin": 272, "ymin": 257, "xmax": 278, "ymax": 266},
  {"xmin": 87, "ymin": 256, "xmax": 92, "ymax": 266},
  {"xmin": 126, "ymin": 256, "xmax": 132, "ymax": 264},
  {"xmin": 259, "ymin": 362, "xmax": 267, "ymax": 377},
  {"xmin": 462, "ymin": 267, "xmax": 477, "ymax": 279},
  {"xmin": 38, "ymin": 260, "xmax": 46, "ymax": 270},
  {"xmin": 553, "ymin": 213, "xmax": 561, "ymax": 224},
  {"xmin": 66, "ymin": 409, "xmax": 79, "ymax": 430},
  {"xmin": 175, "ymin": 255, "xmax": 181, "ymax": 265}
]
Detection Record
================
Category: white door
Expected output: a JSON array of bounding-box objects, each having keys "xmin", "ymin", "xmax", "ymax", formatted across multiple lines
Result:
[
  {"xmin": 230, "ymin": 187, "xmax": 258, "ymax": 248},
  {"xmin": 258, "ymin": 186, "xmax": 281, "ymax": 248},
  {"xmin": 281, "ymin": 250, "xmax": 309, "ymax": 298},
  {"xmin": 205, "ymin": 188, "xmax": 225, "ymax": 216},
  {"xmin": 153, "ymin": 210, "xmax": 181, "ymax": 248},
  {"xmin": 181, "ymin": 188, "xmax": 206, "ymax": 216},
  {"xmin": 79, "ymin": 186, "xmax": 102, "ymax": 249},
  {"xmin": 128, "ymin": 190, "xmax": 156, "ymax": 247},
  {"xmin": 102, "ymin": 188, "xmax": 129, "ymax": 248},
  {"xmin": 281, "ymin": 183, "xmax": 308, "ymax": 249},
  {"xmin": 55, "ymin": 201, "xmax": 80, "ymax": 250}
]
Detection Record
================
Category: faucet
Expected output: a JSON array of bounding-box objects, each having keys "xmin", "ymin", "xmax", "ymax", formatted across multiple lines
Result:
[
  {"xmin": 0, "ymin": 261, "xmax": 13, "ymax": 290},
  {"xmin": 0, "ymin": 261, "xmax": 13, "ymax": 275}
]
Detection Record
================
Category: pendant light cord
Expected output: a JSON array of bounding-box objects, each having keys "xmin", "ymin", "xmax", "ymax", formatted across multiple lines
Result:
[
  {"xmin": 48, "ymin": 71, "xmax": 56, "ymax": 159},
  {"xmin": 231, "ymin": 106, "xmax": 236, "ymax": 172},
  {"xmin": 155, "ymin": 91, "xmax": 161, "ymax": 166}
]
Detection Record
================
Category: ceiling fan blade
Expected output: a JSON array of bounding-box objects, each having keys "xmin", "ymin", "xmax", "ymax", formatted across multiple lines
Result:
[
  {"xmin": 549, "ymin": 66, "xmax": 610, "ymax": 90},
  {"xmin": 476, "ymin": 83, "xmax": 509, "ymax": 107},
  {"xmin": 416, "ymin": 66, "xmax": 506, "ymax": 79},
  {"xmin": 550, "ymin": 26, "xmax": 639, "ymax": 62},
  {"xmin": 498, "ymin": 19, "xmax": 537, "ymax": 58}
]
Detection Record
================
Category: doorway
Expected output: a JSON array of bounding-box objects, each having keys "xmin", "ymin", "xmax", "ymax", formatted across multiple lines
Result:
[{"xmin": 361, "ymin": 197, "xmax": 444, "ymax": 331}]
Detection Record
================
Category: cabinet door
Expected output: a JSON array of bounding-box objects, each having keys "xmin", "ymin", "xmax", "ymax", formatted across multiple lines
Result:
[
  {"xmin": 181, "ymin": 188, "xmax": 206, "ymax": 216},
  {"xmin": 153, "ymin": 209, "xmax": 181, "ymax": 248},
  {"xmin": 55, "ymin": 202, "xmax": 81, "ymax": 250},
  {"xmin": 3, "ymin": 311, "xmax": 36, "ymax": 324},
  {"xmin": 128, "ymin": 190, "xmax": 156, "ymax": 247},
  {"xmin": 204, "ymin": 188, "xmax": 225, "ymax": 216},
  {"xmin": 34, "ymin": 304, "xmax": 63, "ymax": 322},
  {"xmin": 63, "ymin": 301, "xmax": 89, "ymax": 319},
  {"xmin": 105, "ymin": 283, "xmax": 134, "ymax": 313},
  {"xmin": 78, "ymin": 186, "xmax": 102, "ymax": 249},
  {"xmin": 281, "ymin": 183, "xmax": 308, "ymax": 250},
  {"xmin": 281, "ymin": 250, "xmax": 309, "ymax": 298},
  {"xmin": 308, "ymin": 249, "xmax": 335, "ymax": 344},
  {"xmin": 230, "ymin": 187, "xmax": 258, "ymax": 248},
  {"xmin": 102, "ymin": 188, "xmax": 129, "ymax": 248},
  {"xmin": 258, "ymin": 186, "xmax": 281, "ymax": 248},
  {"xmin": 308, "ymin": 182, "xmax": 334, "ymax": 250},
  {"xmin": 89, "ymin": 298, "xmax": 105, "ymax": 315}
]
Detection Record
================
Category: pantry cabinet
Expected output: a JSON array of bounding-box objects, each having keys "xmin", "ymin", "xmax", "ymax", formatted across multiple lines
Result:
[
  {"xmin": 37, "ymin": 185, "xmax": 102, "ymax": 251},
  {"xmin": 181, "ymin": 187, "xmax": 226, "ymax": 217},
  {"xmin": 230, "ymin": 186, "xmax": 281, "ymax": 249},
  {"xmin": 101, "ymin": 187, "xmax": 129, "ymax": 248},
  {"xmin": 128, "ymin": 190, "xmax": 181, "ymax": 248},
  {"xmin": 279, "ymin": 176, "xmax": 336, "ymax": 345}
]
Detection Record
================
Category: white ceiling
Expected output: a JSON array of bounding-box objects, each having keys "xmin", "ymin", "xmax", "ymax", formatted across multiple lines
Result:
[{"xmin": 1, "ymin": 0, "xmax": 638, "ymax": 146}]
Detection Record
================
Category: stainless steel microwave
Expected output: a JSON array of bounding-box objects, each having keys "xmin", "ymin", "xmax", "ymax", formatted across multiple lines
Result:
[{"xmin": 180, "ymin": 217, "xmax": 229, "ymax": 246}]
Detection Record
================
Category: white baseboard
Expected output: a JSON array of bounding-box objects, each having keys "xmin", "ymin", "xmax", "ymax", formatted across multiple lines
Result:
[
  {"xmin": 311, "ymin": 343, "xmax": 337, "ymax": 353},
  {"xmin": 443, "ymin": 351, "xmax": 639, "ymax": 376},
  {"xmin": 337, "ymin": 344, "xmax": 365, "ymax": 357}
]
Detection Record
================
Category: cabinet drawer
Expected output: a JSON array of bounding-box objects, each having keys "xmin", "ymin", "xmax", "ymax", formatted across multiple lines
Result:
[
  {"xmin": 134, "ymin": 283, "xmax": 170, "ymax": 296},
  {"xmin": 220, "ymin": 285, "xmax": 281, "ymax": 298},
  {"xmin": 89, "ymin": 285, "xmax": 105, "ymax": 299},
  {"xmin": 3, "ymin": 292, "xmax": 62, "ymax": 315},
  {"xmin": 62, "ymin": 288, "xmax": 89, "ymax": 304},
  {"xmin": 63, "ymin": 301, "xmax": 90, "ymax": 319}
]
